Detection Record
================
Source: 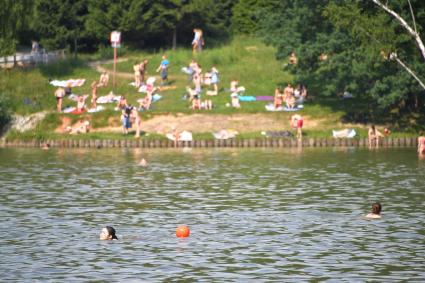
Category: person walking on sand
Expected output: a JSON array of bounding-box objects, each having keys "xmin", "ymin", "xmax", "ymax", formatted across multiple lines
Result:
[{"xmin": 55, "ymin": 87, "xmax": 65, "ymax": 112}]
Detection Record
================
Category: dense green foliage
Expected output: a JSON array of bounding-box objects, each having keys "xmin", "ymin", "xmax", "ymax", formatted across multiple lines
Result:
[
  {"xmin": 0, "ymin": 0, "xmax": 33, "ymax": 56},
  {"xmin": 257, "ymin": 0, "xmax": 425, "ymax": 128},
  {"xmin": 0, "ymin": 94, "xmax": 11, "ymax": 132}
]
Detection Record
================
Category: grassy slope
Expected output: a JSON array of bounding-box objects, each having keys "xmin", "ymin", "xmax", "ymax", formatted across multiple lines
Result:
[{"xmin": 0, "ymin": 36, "xmax": 416, "ymax": 141}]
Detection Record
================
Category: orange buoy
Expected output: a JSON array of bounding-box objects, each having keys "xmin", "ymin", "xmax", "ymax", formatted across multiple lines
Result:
[{"xmin": 176, "ymin": 225, "xmax": 190, "ymax": 238}]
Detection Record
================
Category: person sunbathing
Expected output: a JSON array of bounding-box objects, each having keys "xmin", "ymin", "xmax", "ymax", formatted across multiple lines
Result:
[
  {"xmin": 98, "ymin": 71, "xmax": 109, "ymax": 87},
  {"xmin": 66, "ymin": 120, "xmax": 90, "ymax": 135},
  {"xmin": 74, "ymin": 95, "xmax": 88, "ymax": 113},
  {"xmin": 274, "ymin": 86, "xmax": 283, "ymax": 109},
  {"xmin": 137, "ymin": 92, "xmax": 152, "ymax": 111},
  {"xmin": 231, "ymin": 92, "xmax": 241, "ymax": 108}
]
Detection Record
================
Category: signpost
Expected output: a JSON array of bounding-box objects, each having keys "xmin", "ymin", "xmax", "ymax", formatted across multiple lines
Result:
[{"xmin": 110, "ymin": 31, "xmax": 121, "ymax": 88}]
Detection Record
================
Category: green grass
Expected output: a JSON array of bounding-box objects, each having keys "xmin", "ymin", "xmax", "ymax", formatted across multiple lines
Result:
[{"xmin": 0, "ymin": 35, "xmax": 416, "ymax": 140}]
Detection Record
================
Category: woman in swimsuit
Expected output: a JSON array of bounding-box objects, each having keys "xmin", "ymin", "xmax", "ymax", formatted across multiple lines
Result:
[
  {"xmin": 418, "ymin": 132, "xmax": 425, "ymax": 155},
  {"xmin": 368, "ymin": 125, "xmax": 384, "ymax": 148}
]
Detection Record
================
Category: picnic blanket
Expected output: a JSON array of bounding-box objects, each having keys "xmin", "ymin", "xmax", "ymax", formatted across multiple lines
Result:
[
  {"xmin": 256, "ymin": 96, "xmax": 274, "ymax": 101},
  {"xmin": 50, "ymin": 79, "xmax": 86, "ymax": 87},
  {"xmin": 213, "ymin": 129, "xmax": 238, "ymax": 140},
  {"xmin": 238, "ymin": 96, "xmax": 256, "ymax": 102},
  {"xmin": 261, "ymin": 131, "xmax": 294, "ymax": 138},
  {"xmin": 166, "ymin": 131, "xmax": 193, "ymax": 142},
  {"xmin": 87, "ymin": 105, "xmax": 105, "ymax": 113},
  {"xmin": 97, "ymin": 94, "xmax": 121, "ymax": 104},
  {"xmin": 152, "ymin": 94, "xmax": 162, "ymax": 103},
  {"xmin": 332, "ymin": 129, "xmax": 356, "ymax": 138},
  {"xmin": 265, "ymin": 103, "xmax": 303, "ymax": 112}
]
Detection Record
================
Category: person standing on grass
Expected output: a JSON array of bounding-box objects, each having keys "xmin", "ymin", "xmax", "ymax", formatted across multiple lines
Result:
[
  {"xmin": 91, "ymin": 81, "xmax": 98, "ymax": 109},
  {"xmin": 133, "ymin": 61, "xmax": 141, "ymax": 87},
  {"xmin": 139, "ymin": 59, "xmax": 149, "ymax": 84},
  {"xmin": 54, "ymin": 87, "xmax": 65, "ymax": 112},
  {"xmin": 156, "ymin": 55, "xmax": 170, "ymax": 86}
]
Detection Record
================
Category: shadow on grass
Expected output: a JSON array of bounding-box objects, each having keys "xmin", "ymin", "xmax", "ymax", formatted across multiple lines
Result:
[{"xmin": 38, "ymin": 58, "xmax": 87, "ymax": 78}]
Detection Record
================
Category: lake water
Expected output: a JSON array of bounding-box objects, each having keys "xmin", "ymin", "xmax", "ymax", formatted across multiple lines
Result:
[{"xmin": 0, "ymin": 147, "xmax": 424, "ymax": 281}]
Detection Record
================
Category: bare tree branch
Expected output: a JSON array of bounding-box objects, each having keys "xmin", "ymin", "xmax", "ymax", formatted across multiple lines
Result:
[
  {"xmin": 407, "ymin": 0, "xmax": 417, "ymax": 34},
  {"xmin": 390, "ymin": 53, "xmax": 425, "ymax": 90},
  {"xmin": 371, "ymin": 0, "xmax": 425, "ymax": 60}
]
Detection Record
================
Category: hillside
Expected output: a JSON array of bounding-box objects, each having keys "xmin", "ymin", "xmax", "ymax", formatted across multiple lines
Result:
[{"xmin": 1, "ymin": 36, "xmax": 411, "ymax": 141}]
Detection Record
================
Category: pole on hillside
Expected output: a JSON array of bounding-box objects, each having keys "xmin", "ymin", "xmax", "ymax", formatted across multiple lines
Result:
[
  {"xmin": 110, "ymin": 31, "xmax": 121, "ymax": 90},
  {"xmin": 113, "ymin": 47, "xmax": 117, "ymax": 88}
]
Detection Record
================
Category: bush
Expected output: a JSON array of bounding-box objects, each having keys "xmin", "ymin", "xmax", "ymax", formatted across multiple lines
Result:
[{"xmin": 0, "ymin": 94, "xmax": 12, "ymax": 132}]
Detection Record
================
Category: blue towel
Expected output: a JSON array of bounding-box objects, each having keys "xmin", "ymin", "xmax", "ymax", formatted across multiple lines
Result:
[{"xmin": 238, "ymin": 96, "xmax": 256, "ymax": 102}]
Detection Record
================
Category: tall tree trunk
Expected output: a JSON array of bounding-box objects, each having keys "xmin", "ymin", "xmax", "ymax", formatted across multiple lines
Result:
[{"xmin": 172, "ymin": 28, "xmax": 177, "ymax": 50}]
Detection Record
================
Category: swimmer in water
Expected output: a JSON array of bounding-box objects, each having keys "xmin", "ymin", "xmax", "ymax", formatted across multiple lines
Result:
[
  {"xmin": 99, "ymin": 226, "xmax": 118, "ymax": 240},
  {"xmin": 365, "ymin": 202, "xmax": 382, "ymax": 219},
  {"xmin": 139, "ymin": 158, "xmax": 147, "ymax": 167}
]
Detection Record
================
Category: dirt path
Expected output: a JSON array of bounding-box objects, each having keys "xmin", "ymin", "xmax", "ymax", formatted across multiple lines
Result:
[
  {"xmin": 88, "ymin": 58, "xmax": 133, "ymax": 79},
  {"xmin": 90, "ymin": 113, "xmax": 359, "ymax": 134}
]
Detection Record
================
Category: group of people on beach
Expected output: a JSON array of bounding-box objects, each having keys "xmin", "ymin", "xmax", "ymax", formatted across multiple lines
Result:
[
  {"xmin": 99, "ymin": 202, "xmax": 383, "ymax": 241},
  {"xmin": 49, "ymin": 27, "xmax": 425, "ymax": 152},
  {"xmin": 182, "ymin": 58, "xmax": 219, "ymax": 110},
  {"xmin": 274, "ymin": 83, "xmax": 307, "ymax": 110}
]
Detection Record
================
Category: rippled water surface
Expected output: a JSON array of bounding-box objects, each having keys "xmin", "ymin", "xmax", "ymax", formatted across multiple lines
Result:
[{"xmin": 0, "ymin": 147, "xmax": 424, "ymax": 281}]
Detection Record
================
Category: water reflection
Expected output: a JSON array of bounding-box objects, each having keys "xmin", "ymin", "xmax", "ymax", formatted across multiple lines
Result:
[{"xmin": 0, "ymin": 147, "xmax": 424, "ymax": 281}]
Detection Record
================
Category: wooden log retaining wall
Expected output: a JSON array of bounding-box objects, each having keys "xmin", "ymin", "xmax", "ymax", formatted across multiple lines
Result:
[{"xmin": 0, "ymin": 137, "xmax": 418, "ymax": 149}]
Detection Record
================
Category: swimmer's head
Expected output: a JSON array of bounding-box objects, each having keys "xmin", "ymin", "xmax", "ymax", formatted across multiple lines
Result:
[
  {"xmin": 100, "ymin": 226, "xmax": 118, "ymax": 240},
  {"xmin": 371, "ymin": 202, "xmax": 382, "ymax": 215}
]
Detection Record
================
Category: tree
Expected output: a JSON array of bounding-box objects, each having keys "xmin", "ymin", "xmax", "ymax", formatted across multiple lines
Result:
[
  {"xmin": 86, "ymin": 0, "xmax": 231, "ymax": 50},
  {"xmin": 231, "ymin": 0, "xmax": 274, "ymax": 35},
  {"xmin": 0, "ymin": 1, "xmax": 34, "ymax": 56},
  {"xmin": 33, "ymin": 0, "xmax": 89, "ymax": 54},
  {"xmin": 257, "ymin": 0, "xmax": 425, "ymax": 125}
]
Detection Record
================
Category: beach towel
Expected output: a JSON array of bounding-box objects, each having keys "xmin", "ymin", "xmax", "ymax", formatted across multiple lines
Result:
[
  {"xmin": 332, "ymin": 129, "xmax": 356, "ymax": 138},
  {"xmin": 238, "ymin": 96, "xmax": 256, "ymax": 102},
  {"xmin": 213, "ymin": 129, "xmax": 238, "ymax": 140},
  {"xmin": 87, "ymin": 105, "xmax": 105, "ymax": 113},
  {"xmin": 62, "ymin": 107, "xmax": 76, "ymax": 113},
  {"xmin": 265, "ymin": 103, "xmax": 302, "ymax": 112},
  {"xmin": 261, "ymin": 131, "xmax": 294, "ymax": 138},
  {"xmin": 71, "ymin": 108, "xmax": 85, "ymax": 115},
  {"xmin": 166, "ymin": 130, "xmax": 193, "ymax": 142},
  {"xmin": 50, "ymin": 79, "xmax": 86, "ymax": 87},
  {"xmin": 256, "ymin": 96, "xmax": 274, "ymax": 101},
  {"xmin": 96, "ymin": 94, "xmax": 121, "ymax": 104},
  {"xmin": 152, "ymin": 94, "xmax": 162, "ymax": 103}
]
